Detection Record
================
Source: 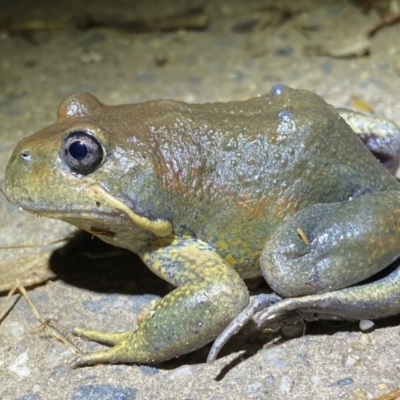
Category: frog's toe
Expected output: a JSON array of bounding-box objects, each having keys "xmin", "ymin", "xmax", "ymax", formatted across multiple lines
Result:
[
  {"xmin": 73, "ymin": 327, "xmax": 132, "ymax": 345},
  {"xmin": 70, "ymin": 331, "xmax": 149, "ymax": 367},
  {"xmin": 207, "ymin": 293, "xmax": 281, "ymax": 362},
  {"xmin": 254, "ymin": 293, "xmax": 342, "ymax": 327},
  {"xmin": 70, "ymin": 345, "xmax": 129, "ymax": 368},
  {"xmin": 255, "ymin": 298, "xmax": 303, "ymax": 327}
]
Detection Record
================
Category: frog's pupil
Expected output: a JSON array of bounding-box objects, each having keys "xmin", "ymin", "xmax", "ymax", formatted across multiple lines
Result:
[{"xmin": 69, "ymin": 141, "xmax": 88, "ymax": 160}]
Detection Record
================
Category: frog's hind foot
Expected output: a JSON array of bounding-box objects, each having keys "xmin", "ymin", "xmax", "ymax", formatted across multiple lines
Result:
[
  {"xmin": 256, "ymin": 261, "xmax": 400, "ymax": 327},
  {"xmin": 208, "ymin": 257, "xmax": 400, "ymax": 363},
  {"xmin": 207, "ymin": 293, "xmax": 281, "ymax": 363}
]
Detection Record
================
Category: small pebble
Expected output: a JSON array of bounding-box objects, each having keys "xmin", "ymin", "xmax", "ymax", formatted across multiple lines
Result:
[
  {"xmin": 359, "ymin": 320, "xmax": 375, "ymax": 331},
  {"xmin": 72, "ymin": 384, "xmax": 137, "ymax": 400},
  {"xmin": 8, "ymin": 352, "xmax": 31, "ymax": 377},
  {"xmin": 264, "ymin": 375, "xmax": 275, "ymax": 385},
  {"xmin": 263, "ymin": 347, "xmax": 287, "ymax": 370},
  {"xmin": 311, "ymin": 375, "xmax": 321, "ymax": 385},
  {"xmin": 80, "ymin": 51, "xmax": 102, "ymax": 64},
  {"xmin": 165, "ymin": 365, "xmax": 201, "ymax": 380},
  {"xmin": 343, "ymin": 354, "xmax": 360, "ymax": 368},
  {"xmin": 7, "ymin": 321, "xmax": 26, "ymax": 337},
  {"xmin": 359, "ymin": 333, "xmax": 371, "ymax": 345},
  {"xmin": 328, "ymin": 377, "xmax": 354, "ymax": 387},
  {"xmin": 49, "ymin": 365, "xmax": 69, "ymax": 380},
  {"xmin": 45, "ymin": 344, "xmax": 71, "ymax": 368},
  {"xmin": 16, "ymin": 395, "xmax": 40, "ymax": 400},
  {"xmin": 242, "ymin": 381, "xmax": 264, "ymax": 398},
  {"xmin": 281, "ymin": 323, "xmax": 304, "ymax": 338},
  {"xmin": 279, "ymin": 375, "xmax": 293, "ymax": 394},
  {"xmin": 139, "ymin": 365, "xmax": 159, "ymax": 375}
]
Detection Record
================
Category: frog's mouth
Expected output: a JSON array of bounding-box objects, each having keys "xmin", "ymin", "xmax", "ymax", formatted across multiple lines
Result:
[
  {"xmin": 30, "ymin": 208, "xmax": 129, "ymax": 224},
  {"xmin": 2, "ymin": 183, "xmax": 127, "ymax": 224},
  {"xmin": 85, "ymin": 184, "xmax": 172, "ymax": 237},
  {"xmin": 16, "ymin": 184, "xmax": 173, "ymax": 238},
  {"xmin": 3, "ymin": 175, "xmax": 173, "ymax": 237}
]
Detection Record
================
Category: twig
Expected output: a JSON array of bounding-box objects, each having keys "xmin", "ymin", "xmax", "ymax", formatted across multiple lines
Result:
[{"xmin": 0, "ymin": 280, "xmax": 82, "ymax": 355}]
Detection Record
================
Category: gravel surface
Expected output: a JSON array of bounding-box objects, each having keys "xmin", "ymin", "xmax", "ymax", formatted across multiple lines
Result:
[{"xmin": 1, "ymin": 1, "xmax": 400, "ymax": 399}]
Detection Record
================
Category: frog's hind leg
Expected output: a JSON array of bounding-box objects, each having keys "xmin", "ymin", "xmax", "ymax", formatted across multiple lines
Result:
[
  {"xmin": 209, "ymin": 260, "xmax": 400, "ymax": 362},
  {"xmin": 208, "ymin": 190, "xmax": 400, "ymax": 362},
  {"xmin": 260, "ymin": 189, "xmax": 400, "ymax": 324},
  {"xmin": 262, "ymin": 190, "xmax": 400, "ymax": 298},
  {"xmin": 256, "ymin": 258, "xmax": 400, "ymax": 327},
  {"xmin": 338, "ymin": 108, "xmax": 400, "ymax": 174}
]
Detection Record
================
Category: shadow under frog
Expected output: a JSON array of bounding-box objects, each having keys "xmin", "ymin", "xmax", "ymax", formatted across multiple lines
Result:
[
  {"xmin": 48, "ymin": 230, "xmax": 170, "ymax": 296},
  {"xmin": 5, "ymin": 84, "xmax": 400, "ymax": 367}
]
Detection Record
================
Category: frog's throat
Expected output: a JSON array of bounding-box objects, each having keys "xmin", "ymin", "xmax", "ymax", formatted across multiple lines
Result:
[{"xmin": 87, "ymin": 184, "xmax": 172, "ymax": 237}]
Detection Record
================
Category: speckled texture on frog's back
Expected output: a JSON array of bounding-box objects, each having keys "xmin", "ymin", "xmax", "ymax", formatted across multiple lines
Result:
[{"xmin": 133, "ymin": 86, "xmax": 399, "ymax": 277}]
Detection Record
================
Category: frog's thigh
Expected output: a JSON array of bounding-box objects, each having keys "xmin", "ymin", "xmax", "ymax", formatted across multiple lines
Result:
[
  {"xmin": 261, "ymin": 190, "xmax": 400, "ymax": 298},
  {"xmin": 71, "ymin": 238, "xmax": 249, "ymax": 366},
  {"xmin": 338, "ymin": 108, "xmax": 400, "ymax": 174}
]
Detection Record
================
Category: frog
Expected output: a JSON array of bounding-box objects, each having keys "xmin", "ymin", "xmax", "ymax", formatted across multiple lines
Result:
[{"xmin": 4, "ymin": 84, "xmax": 400, "ymax": 367}]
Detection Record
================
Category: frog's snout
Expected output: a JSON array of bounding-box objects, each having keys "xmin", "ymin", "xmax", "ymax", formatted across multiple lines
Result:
[
  {"xmin": 6, "ymin": 136, "xmax": 36, "ymax": 169},
  {"xmin": 4, "ymin": 132, "xmax": 60, "ymax": 209},
  {"xmin": 4, "ymin": 146, "xmax": 32, "ymax": 205},
  {"xmin": 18, "ymin": 149, "xmax": 33, "ymax": 162}
]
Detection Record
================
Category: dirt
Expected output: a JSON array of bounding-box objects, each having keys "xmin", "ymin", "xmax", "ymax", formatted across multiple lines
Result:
[{"xmin": 1, "ymin": 1, "xmax": 400, "ymax": 399}]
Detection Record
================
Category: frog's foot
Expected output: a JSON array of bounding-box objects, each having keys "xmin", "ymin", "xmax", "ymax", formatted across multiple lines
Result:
[
  {"xmin": 71, "ymin": 328, "xmax": 138, "ymax": 367},
  {"xmin": 256, "ymin": 260, "xmax": 400, "ymax": 328},
  {"xmin": 207, "ymin": 293, "xmax": 281, "ymax": 363}
]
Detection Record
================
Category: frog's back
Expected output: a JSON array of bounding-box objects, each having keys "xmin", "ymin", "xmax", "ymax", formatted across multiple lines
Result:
[
  {"xmin": 154, "ymin": 86, "xmax": 398, "ymax": 221},
  {"xmin": 124, "ymin": 86, "xmax": 398, "ymax": 275}
]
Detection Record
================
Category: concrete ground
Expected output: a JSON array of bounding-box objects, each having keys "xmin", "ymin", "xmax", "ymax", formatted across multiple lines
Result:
[{"xmin": 1, "ymin": 1, "xmax": 400, "ymax": 399}]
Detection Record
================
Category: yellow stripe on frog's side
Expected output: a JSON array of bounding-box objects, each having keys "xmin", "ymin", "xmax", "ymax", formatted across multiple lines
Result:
[{"xmin": 87, "ymin": 183, "xmax": 172, "ymax": 237}]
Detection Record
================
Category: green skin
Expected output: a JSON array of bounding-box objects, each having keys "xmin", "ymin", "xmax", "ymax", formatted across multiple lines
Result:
[{"xmin": 5, "ymin": 85, "xmax": 400, "ymax": 367}]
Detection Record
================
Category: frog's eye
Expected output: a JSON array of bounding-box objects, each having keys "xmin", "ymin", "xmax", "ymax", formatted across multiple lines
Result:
[{"xmin": 62, "ymin": 131, "xmax": 104, "ymax": 175}]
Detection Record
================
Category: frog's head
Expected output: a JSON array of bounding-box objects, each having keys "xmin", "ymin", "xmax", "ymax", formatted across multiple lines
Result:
[{"xmin": 5, "ymin": 93, "xmax": 172, "ymax": 239}]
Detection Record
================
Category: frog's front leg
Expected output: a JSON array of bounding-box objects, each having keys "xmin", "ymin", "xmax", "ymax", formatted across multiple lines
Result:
[
  {"xmin": 209, "ymin": 190, "xmax": 400, "ymax": 361},
  {"xmin": 71, "ymin": 238, "xmax": 249, "ymax": 367}
]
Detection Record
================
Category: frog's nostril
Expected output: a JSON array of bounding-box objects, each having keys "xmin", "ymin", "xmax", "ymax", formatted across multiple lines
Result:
[{"xmin": 20, "ymin": 150, "xmax": 32, "ymax": 161}]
